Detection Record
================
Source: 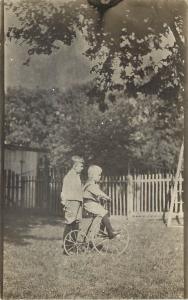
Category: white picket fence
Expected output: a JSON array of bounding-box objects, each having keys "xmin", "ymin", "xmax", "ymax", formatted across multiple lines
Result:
[
  {"xmin": 101, "ymin": 172, "xmax": 183, "ymax": 218},
  {"xmin": 5, "ymin": 169, "xmax": 183, "ymax": 218}
]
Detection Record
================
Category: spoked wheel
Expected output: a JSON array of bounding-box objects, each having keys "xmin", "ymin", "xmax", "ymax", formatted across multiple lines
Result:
[
  {"xmin": 107, "ymin": 227, "xmax": 129, "ymax": 255},
  {"xmin": 92, "ymin": 225, "xmax": 129, "ymax": 256},
  {"xmin": 63, "ymin": 230, "xmax": 88, "ymax": 256},
  {"xmin": 91, "ymin": 228, "xmax": 110, "ymax": 255}
]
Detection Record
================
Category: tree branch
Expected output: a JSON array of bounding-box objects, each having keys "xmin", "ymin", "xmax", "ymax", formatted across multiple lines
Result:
[
  {"xmin": 169, "ymin": 21, "xmax": 184, "ymax": 54},
  {"xmin": 87, "ymin": 0, "xmax": 123, "ymax": 10}
]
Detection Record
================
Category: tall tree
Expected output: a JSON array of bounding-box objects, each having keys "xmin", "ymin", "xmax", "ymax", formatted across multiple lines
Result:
[
  {"xmin": 5, "ymin": 0, "xmax": 185, "ymax": 172},
  {"xmin": 5, "ymin": 86, "xmax": 183, "ymax": 173},
  {"xmin": 6, "ymin": 0, "xmax": 186, "ymax": 102}
]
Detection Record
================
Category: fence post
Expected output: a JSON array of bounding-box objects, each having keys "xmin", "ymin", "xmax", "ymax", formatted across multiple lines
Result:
[
  {"xmin": 44, "ymin": 158, "xmax": 50, "ymax": 212},
  {"xmin": 21, "ymin": 176, "xmax": 25, "ymax": 208},
  {"xmin": 127, "ymin": 174, "xmax": 133, "ymax": 218},
  {"xmin": 7, "ymin": 170, "xmax": 11, "ymax": 208}
]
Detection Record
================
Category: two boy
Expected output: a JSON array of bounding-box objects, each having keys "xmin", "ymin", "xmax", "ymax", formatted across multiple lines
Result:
[{"xmin": 61, "ymin": 156, "xmax": 119, "ymax": 244}]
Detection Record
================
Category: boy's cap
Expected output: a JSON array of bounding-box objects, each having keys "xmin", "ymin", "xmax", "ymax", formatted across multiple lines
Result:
[{"xmin": 71, "ymin": 156, "xmax": 84, "ymax": 164}]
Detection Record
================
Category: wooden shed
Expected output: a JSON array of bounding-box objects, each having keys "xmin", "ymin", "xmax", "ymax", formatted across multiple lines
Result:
[{"xmin": 4, "ymin": 144, "xmax": 48, "ymax": 176}]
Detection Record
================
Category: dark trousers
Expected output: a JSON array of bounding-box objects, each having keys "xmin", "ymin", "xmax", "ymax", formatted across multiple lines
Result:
[
  {"xmin": 101, "ymin": 214, "xmax": 114, "ymax": 238},
  {"xmin": 63, "ymin": 221, "xmax": 79, "ymax": 241}
]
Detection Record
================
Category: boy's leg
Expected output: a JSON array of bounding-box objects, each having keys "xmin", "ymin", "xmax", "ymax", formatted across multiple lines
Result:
[
  {"xmin": 99, "ymin": 221, "xmax": 105, "ymax": 233},
  {"xmin": 72, "ymin": 220, "xmax": 79, "ymax": 231},
  {"xmin": 84, "ymin": 202, "xmax": 109, "ymax": 234},
  {"xmin": 101, "ymin": 214, "xmax": 113, "ymax": 238},
  {"xmin": 71, "ymin": 201, "xmax": 82, "ymax": 235},
  {"xmin": 63, "ymin": 200, "xmax": 81, "ymax": 238},
  {"xmin": 63, "ymin": 223, "xmax": 73, "ymax": 241},
  {"xmin": 70, "ymin": 221, "xmax": 80, "ymax": 242},
  {"xmin": 63, "ymin": 200, "xmax": 75, "ymax": 243},
  {"xmin": 63, "ymin": 201, "xmax": 82, "ymax": 253},
  {"xmin": 101, "ymin": 214, "xmax": 120, "ymax": 239}
]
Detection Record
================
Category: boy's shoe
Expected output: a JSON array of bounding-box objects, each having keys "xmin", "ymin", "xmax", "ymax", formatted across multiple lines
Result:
[
  {"xmin": 97, "ymin": 230, "xmax": 108, "ymax": 238},
  {"xmin": 109, "ymin": 230, "xmax": 121, "ymax": 239}
]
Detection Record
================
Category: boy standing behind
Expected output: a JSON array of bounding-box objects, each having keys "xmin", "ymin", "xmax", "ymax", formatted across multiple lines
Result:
[{"xmin": 61, "ymin": 156, "xmax": 84, "ymax": 242}]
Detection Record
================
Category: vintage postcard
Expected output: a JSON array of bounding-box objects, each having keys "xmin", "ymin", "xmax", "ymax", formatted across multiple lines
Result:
[{"xmin": 1, "ymin": 0, "xmax": 186, "ymax": 298}]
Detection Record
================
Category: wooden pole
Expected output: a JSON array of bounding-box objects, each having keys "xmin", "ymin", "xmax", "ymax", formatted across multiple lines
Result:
[
  {"xmin": 184, "ymin": 3, "xmax": 188, "ymax": 298},
  {"xmin": 167, "ymin": 142, "xmax": 184, "ymax": 227},
  {"xmin": 127, "ymin": 174, "xmax": 133, "ymax": 218},
  {"xmin": 0, "ymin": 0, "xmax": 4, "ymax": 298}
]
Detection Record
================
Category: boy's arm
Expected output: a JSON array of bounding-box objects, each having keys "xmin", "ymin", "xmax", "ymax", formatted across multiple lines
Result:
[
  {"xmin": 88, "ymin": 184, "xmax": 111, "ymax": 201},
  {"xmin": 60, "ymin": 176, "xmax": 70, "ymax": 206}
]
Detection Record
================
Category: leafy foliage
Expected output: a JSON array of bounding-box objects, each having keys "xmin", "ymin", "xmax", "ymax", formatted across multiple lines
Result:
[
  {"xmin": 6, "ymin": 0, "xmax": 186, "ymax": 101},
  {"xmin": 5, "ymin": 87, "xmax": 61, "ymax": 147},
  {"xmin": 5, "ymin": 86, "xmax": 183, "ymax": 173},
  {"xmin": 5, "ymin": 0, "xmax": 185, "ymax": 173}
]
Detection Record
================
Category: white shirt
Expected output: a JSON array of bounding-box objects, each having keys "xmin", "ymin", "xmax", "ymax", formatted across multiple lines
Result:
[{"xmin": 61, "ymin": 169, "xmax": 83, "ymax": 203}]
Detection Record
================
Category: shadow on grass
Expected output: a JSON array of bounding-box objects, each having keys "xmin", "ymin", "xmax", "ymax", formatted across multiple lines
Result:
[{"xmin": 4, "ymin": 209, "xmax": 64, "ymax": 246}]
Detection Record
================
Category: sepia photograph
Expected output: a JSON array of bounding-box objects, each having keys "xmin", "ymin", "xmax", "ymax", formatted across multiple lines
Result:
[{"xmin": 1, "ymin": 0, "xmax": 186, "ymax": 298}]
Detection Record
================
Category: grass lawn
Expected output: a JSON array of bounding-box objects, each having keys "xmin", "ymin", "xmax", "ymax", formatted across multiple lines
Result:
[{"xmin": 3, "ymin": 211, "xmax": 183, "ymax": 299}]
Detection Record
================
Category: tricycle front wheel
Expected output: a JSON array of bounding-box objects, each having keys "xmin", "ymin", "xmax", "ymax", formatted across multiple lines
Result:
[{"xmin": 91, "ymin": 224, "xmax": 129, "ymax": 256}]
